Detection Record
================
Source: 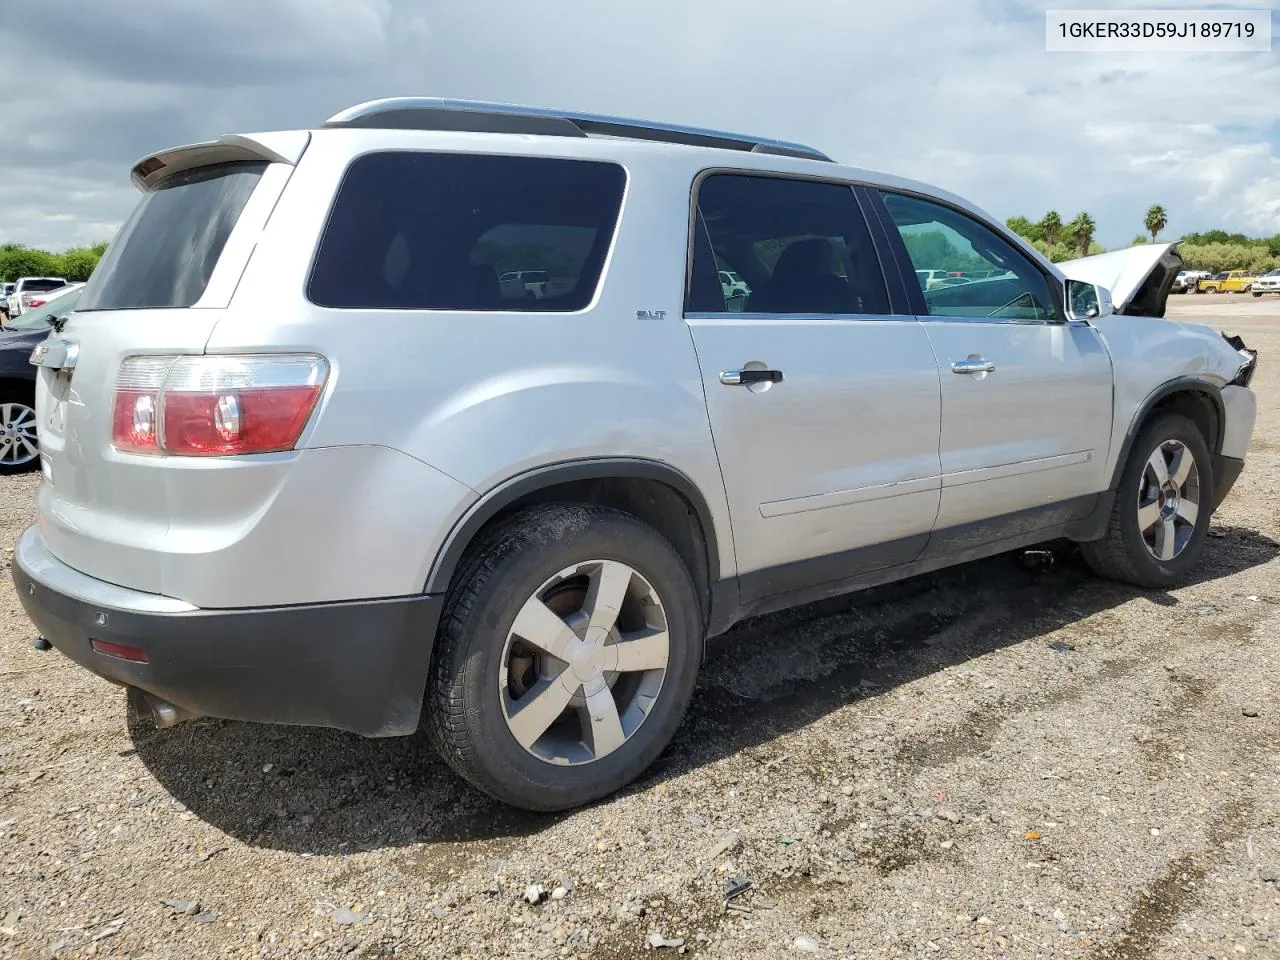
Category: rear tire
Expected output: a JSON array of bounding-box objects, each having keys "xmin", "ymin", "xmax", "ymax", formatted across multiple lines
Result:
[
  {"xmin": 0, "ymin": 389, "xmax": 40, "ymax": 475},
  {"xmin": 1081, "ymin": 413, "xmax": 1212, "ymax": 588},
  {"xmin": 426, "ymin": 503, "xmax": 703, "ymax": 812}
]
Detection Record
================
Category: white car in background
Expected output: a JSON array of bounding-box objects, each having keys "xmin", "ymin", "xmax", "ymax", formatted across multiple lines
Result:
[
  {"xmin": 719, "ymin": 269, "xmax": 749, "ymax": 299},
  {"xmin": 7, "ymin": 277, "xmax": 69, "ymax": 318},
  {"xmin": 914, "ymin": 268, "xmax": 948, "ymax": 290},
  {"xmin": 1252, "ymin": 269, "xmax": 1280, "ymax": 297},
  {"xmin": 497, "ymin": 270, "xmax": 551, "ymax": 300}
]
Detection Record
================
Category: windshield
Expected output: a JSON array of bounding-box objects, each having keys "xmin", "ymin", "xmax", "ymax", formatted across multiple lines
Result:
[
  {"xmin": 5, "ymin": 286, "xmax": 82, "ymax": 330},
  {"xmin": 78, "ymin": 161, "xmax": 266, "ymax": 311}
]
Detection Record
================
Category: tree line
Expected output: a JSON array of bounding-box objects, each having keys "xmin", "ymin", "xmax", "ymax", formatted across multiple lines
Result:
[
  {"xmin": 1004, "ymin": 204, "xmax": 1280, "ymax": 273},
  {"xmin": 0, "ymin": 242, "xmax": 108, "ymax": 284}
]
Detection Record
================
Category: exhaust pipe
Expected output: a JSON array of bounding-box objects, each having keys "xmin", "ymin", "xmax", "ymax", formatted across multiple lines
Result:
[{"xmin": 130, "ymin": 689, "xmax": 200, "ymax": 729}]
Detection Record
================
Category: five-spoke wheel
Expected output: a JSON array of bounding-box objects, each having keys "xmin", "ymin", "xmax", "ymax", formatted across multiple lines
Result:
[
  {"xmin": 426, "ymin": 503, "xmax": 702, "ymax": 811},
  {"xmin": 1082, "ymin": 412, "xmax": 1212, "ymax": 588},
  {"xmin": 1136, "ymin": 439, "xmax": 1200, "ymax": 562},
  {"xmin": 501, "ymin": 559, "xmax": 670, "ymax": 765}
]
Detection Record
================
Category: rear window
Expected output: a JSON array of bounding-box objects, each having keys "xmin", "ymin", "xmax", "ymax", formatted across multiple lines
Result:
[
  {"xmin": 22, "ymin": 279, "xmax": 66, "ymax": 293},
  {"xmin": 78, "ymin": 161, "xmax": 266, "ymax": 311},
  {"xmin": 307, "ymin": 152, "xmax": 627, "ymax": 312}
]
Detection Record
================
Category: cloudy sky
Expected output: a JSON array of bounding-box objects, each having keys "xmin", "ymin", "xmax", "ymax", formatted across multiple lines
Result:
[{"xmin": 2, "ymin": 0, "xmax": 1277, "ymax": 252}]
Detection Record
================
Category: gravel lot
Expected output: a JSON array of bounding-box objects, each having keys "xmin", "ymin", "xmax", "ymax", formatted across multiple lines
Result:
[{"xmin": 2, "ymin": 293, "xmax": 1279, "ymax": 960}]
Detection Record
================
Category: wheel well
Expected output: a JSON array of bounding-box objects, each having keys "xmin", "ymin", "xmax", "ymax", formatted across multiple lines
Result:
[
  {"xmin": 434, "ymin": 474, "xmax": 715, "ymax": 624},
  {"xmin": 1147, "ymin": 388, "xmax": 1220, "ymax": 455},
  {"xmin": 0, "ymin": 377, "xmax": 35, "ymax": 400}
]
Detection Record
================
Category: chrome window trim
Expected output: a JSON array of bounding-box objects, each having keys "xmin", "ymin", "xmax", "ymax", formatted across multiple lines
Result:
[{"xmin": 684, "ymin": 311, "xmax": 916, "ymax": 322}]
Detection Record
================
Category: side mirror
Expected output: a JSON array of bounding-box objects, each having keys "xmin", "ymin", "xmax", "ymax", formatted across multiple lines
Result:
[{"xmin": 1065, "ymin": 279, "xmax": 1113, "ymax": 322}]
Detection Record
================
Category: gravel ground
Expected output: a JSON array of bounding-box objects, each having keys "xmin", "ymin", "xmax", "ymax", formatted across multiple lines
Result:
[{"xmin": 2, "ymin": 293, "xmax": 1279, "ymax": 960}]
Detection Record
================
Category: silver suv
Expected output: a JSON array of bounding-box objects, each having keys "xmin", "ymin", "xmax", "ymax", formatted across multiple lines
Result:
[{"xmin": 16, "ymin": 99, "xmax": 1259, "ymax": 812}]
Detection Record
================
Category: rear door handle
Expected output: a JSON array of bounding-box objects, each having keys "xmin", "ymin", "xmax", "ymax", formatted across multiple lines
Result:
[
  {"xmin": 720, "ymin": 369, "xmax": 783, "ymax": 386},
  {"xmin": 950, "ymin": 358, "xmax": 995, "ymax": 375}
]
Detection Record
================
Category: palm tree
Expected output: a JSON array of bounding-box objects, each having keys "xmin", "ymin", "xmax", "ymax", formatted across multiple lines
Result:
[
  {"xmin": 1144, "ymin": 204, "xmax": 1168, "ymax": 243},
  {"xmin": 1038, "ymin": 211, "xmax": 1063, "ymax": 249},
  {"xmin": 1069, "ymin": 212, "xmax": 1096, "ymax": 257}
]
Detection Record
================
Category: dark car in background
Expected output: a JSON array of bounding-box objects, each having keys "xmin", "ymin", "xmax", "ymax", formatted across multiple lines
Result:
[{"xmin": 0, "ymin": 283, "xmax": 83, "ymax": 473}]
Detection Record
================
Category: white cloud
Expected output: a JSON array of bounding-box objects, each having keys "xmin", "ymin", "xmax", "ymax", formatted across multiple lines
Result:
[{"xmin": 0, "ymin": 0, "xmax": 1276, "ymax": 251}]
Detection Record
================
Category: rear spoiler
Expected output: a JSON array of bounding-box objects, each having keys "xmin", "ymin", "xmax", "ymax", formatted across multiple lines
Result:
[{"xmin": 129, "ymin": 131, "xmax": 311, "ymax": 191}]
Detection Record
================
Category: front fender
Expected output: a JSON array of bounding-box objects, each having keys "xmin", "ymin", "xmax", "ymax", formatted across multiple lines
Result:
[{"xmin": 1094, "ymin": 313, "xmax": 1247, "ymax": 480}]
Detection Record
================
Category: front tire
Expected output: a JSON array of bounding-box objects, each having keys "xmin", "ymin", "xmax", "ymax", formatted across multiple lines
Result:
[
  {"xmin": 1081, "ymin": 413, "xmax": 1212, "ymax": 588},
  {"xmin": 426, "ymin": 503, "xmax": 703, "ymax": 811}
]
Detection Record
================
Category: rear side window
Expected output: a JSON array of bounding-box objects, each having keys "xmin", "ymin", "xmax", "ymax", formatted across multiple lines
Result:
[
  {"xmin": 687, "ymin": 174, "xmax": 888, "ymax": 316},
  {"xmin": 308, "ymin": 153, "xmax": 626, "ymax": 311},
  {"xmin": 79, "ymin": 161, "xmax": 266, "ymax": 311}
]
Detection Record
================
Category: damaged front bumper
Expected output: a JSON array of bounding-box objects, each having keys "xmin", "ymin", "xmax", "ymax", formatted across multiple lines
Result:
[{"xmin": 1222, "ymin": 332, "xmax": 1258, "ymax": 387}]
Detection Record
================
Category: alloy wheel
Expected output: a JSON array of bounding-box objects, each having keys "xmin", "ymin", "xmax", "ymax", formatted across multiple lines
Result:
[
  {"xmin": 0, "ymin": 402, "xmax": 39, "ymax": 467},
  {"xmin": 499, "ymin": 559, "xmax": 670, "ymax": 766},
  {"xmin": 1137, "ymin": 438, "xmax": 1200, "ymax": 562}
]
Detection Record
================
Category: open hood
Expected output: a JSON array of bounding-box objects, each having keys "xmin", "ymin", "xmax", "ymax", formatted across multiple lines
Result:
[{"xmin": 1059, "ymin": 241, "xmax": 1183, "ymax": 317}]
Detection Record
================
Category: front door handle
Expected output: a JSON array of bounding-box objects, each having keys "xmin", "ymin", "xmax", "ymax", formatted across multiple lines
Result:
[
  {"xmin": 950, "ymin": 358, "xmax": 995, "ymax": 375},
  {"xmin": 720, "ymin": 369, "xmax": 783, "ymax": 386}
]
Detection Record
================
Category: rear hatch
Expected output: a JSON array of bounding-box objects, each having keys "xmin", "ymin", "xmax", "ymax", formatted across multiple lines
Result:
[{"xmin": 33, "ymin": 133, "xmax": 307, "ymax": 593}]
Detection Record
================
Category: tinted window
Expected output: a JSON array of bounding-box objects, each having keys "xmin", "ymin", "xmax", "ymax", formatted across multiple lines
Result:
[
  {"xmin": 22, "ymin": 279, "xmax": 65, "ymax": 293},
  {"xmin": 688, "ymin": 174, "xmax": 888, "ymax": 316},
  {"xmin": 79, "ymin": 161, "xmax": 265, "ymax": 311},
  {"xmin": 881, "ymin": 192, "xmax": 1060, "ymax": 322},
  {"xmin": 308, "ymin": 153, "xmax": 626, "ymax": 311}
]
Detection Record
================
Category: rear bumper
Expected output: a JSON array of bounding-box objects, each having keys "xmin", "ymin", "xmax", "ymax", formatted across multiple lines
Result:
[{"xmin": 12, "ymin": 526, "xmax": 443, "ymax": 736}]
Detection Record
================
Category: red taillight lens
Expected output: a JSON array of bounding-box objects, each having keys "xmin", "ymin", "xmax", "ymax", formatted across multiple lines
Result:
[
  {"xmin": 111, "ymin": 355, "xmax": 328, "ymax": 457},
  {"xmin": 162, "ymin": 385, "xmax": 323, "ymax": 455},
  {"xmin": 25, "ymin": 298, "xmax": 46, "ymax": 308},
  {"xmin": 90, "ymin": 639, "xmax": 150, "ymax": 663},
  {"xmin": 111, "ymin": 357, "xmax": 170, "ymax": 454}
]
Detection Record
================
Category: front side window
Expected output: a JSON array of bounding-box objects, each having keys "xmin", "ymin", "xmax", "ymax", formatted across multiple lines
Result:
[
  {"xmin": 687, "ymin": 174, "xmax": 888, "ymax": 316},
  {"xmin": 881, "ymin": 192, "xmax": 1061, "ymax": 322},
  {"xmin": 308, "ymin": 153, "xmax": 626, "ymax": 311}
]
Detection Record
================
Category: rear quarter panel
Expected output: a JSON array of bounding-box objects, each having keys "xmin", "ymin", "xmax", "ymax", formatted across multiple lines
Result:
[{"xmin": 212, "ymin": 132, "xmax": 736, "ymax": 586}]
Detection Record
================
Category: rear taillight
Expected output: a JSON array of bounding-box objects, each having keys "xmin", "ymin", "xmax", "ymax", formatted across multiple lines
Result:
[
  {"xmin": 111, "ymin": 354, "xmax": 328, "ymax": 456},
  {"xmin": 25, "ymin": 298, "xmax": 46, "ymax": 309}
]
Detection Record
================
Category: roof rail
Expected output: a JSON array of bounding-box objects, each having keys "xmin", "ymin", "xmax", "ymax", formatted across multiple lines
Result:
[{"xmin": 324, "ymin": 98, "xmax": 832, "ymax": 162}]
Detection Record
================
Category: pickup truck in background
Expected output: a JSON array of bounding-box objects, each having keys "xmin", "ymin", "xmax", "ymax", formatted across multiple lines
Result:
[{"xmin": 1197, "ymin": 270, "xmax": 1257, "ymax": 294}]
